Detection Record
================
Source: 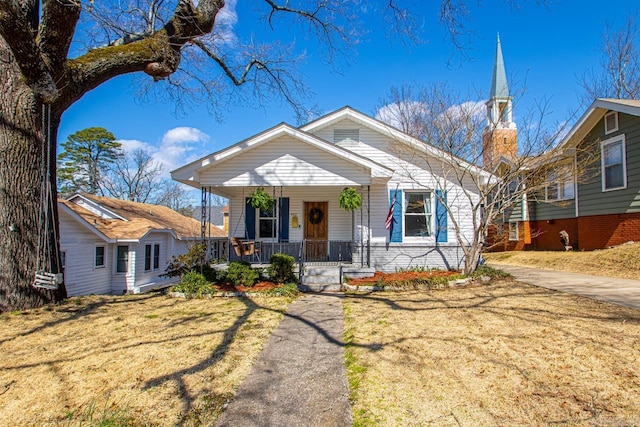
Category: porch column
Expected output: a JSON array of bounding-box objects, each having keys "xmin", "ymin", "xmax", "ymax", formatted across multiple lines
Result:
[{"xmin": 367, "ymin": 185, "xmax": 371, "ymax": 267}]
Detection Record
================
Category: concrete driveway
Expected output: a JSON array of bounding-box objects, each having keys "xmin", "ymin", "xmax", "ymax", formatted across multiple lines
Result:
[{"xmin": 490, "ymin": 264, "xmax": 640, "ymax": 310}]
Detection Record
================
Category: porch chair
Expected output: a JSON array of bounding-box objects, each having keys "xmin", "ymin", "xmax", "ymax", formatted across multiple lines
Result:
[{"xmin": 231, "ymin": 237, "xmax": 261, "ymax": 263}]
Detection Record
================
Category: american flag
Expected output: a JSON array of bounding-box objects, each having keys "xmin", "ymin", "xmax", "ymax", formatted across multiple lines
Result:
[{"xmin": 385, "ymin": 193, "xmax": 396, "ymax": 230}]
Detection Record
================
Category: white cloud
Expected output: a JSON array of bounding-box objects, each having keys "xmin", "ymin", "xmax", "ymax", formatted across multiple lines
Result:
[
  {"xmin": 161, "ymin": 127, "xmax": 210, "ymax": 145},
  {"xmin": 376, "ymin": 100, "xmax": 486, "ymax": 134},
  {"xmin": 213, "ymin": 0, "xmax": 238, "ymax": 46},
  {"xmin": 375, "ymin": 101, "xmax": 428, "ymax": 131},
  {"xmin": 117, "ymin": 138, "xmax": 155, "ymax": 153},
  {"xmin": 157, "ymin": 127, "xmax": 211, "ymax": 174},
  {"xmin": 116, "ymin": 127, "xmax": 211, "ymax": 179},
  {"xmin": 440, "ymin": 101, "xmax": 486, "ymax": 124}
]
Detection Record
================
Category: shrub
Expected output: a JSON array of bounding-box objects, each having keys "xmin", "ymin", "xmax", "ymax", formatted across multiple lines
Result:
[
  {"xmin": 226, "ymin": 261, "xmax": 259, "ymax": 287},
  {"xmin": 268, "ymin": 253, "xmax": 296, "ymax": 283},
  {"xmin": 264, "ymin": 283, "xmax": 300, "ymax": 297},
  {"xmin": 163, "ymin": 244, "xmax": 206, "ymax": 278},
  {"xmin": 171, "ymin": 271, "xmax": 216, "ymax": 297},
  {"xmin": 469, "ymin": 264, "xmax": 512, "ymax": 279},
  {"xmin": 200, "ymin": 264, "xmax": 218, "ymax": 282}
]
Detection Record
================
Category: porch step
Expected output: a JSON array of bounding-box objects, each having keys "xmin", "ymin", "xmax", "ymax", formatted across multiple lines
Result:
[
  {"xmin": 300, "ymin": 266, "xmax": 342, "ymax": 292},
  {"xmin": 298, "ymin": 283, "xmax": 343, "ymax": 292}
]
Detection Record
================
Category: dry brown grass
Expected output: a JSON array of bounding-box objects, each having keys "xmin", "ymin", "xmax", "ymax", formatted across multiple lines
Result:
[
  {"xmin": 344, "ymin": 281, "xmax": 640, "ymax": 426},
  {"xmin": 483, "ymin": 242, "xmax": 640, "ymax": 280},
  {"xmin": 0, "ymin": 292, "xmax": 295, "ymax": 426}
]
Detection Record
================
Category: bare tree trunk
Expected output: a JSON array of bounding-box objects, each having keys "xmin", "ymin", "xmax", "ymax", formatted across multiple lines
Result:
[
  {"xmin": 462, "ymin": 244, "xmax": 482, "ymax": 275},
  {"xmin": 0, "ymin": 41, "xmax": 66, "ymax": 311}
]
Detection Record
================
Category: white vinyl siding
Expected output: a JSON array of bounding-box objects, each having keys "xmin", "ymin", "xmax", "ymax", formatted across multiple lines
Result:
[
  {"xmin": 207, "ymin": 113, "xmax": 481, "ymax": 272},
  {"xmin": 601, "ymin": 135, "xmax": 627, "ymax": 191},
  {"xmin": 58, "ymin": 210, "xmax": 112, "ymax": 296},
  {"xmin": 198, "ymin": 136, "xmax": 371, "ymax": 187}
]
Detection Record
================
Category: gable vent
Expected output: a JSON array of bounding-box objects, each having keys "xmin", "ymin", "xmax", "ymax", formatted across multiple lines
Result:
[{"xmin": 333, "ymin": 128, "xmax": 359, "ymax": 144}]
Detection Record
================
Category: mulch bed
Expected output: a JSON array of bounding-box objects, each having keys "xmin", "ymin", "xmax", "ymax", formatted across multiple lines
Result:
[
  {"xmin": 213, "ymin": 281, "xmax": 283, "ymax": 292},
  {"xmin": 346, "ymin": 270, "xmax": 460, "ymax": 286}
]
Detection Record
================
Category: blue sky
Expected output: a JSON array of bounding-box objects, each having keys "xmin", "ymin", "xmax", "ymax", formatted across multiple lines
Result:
[{"xmin": 59, "ymin": 0, "xmax": 639, "ymax": 182}]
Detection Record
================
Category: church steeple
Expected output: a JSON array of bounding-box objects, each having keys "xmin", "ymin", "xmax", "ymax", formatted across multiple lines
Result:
[
  {"xmin": 490, "ymin": 34, "xmax": 509, "ymax": 100},
  {"xmin": 483, "ymin": 34, "xmax": 517, "ymax": 171}
]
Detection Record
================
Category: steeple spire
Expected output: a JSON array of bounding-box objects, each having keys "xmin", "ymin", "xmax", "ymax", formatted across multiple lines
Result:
[
  {"xmin": 483, "ymin": 34, "xmax": 517, "ymax": 171},
  {"xmin": 490, "ymin": 33, "xmax": 509, "ymax": 100}
]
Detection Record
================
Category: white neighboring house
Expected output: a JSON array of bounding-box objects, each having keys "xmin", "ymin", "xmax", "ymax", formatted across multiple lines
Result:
[
  {"xmin": 58, "ymin": 194, "xmax": 226, "ymax": 296},
  {"xmin": 172, "ymin": 107, "xmax": 492, "ymax": 272}
]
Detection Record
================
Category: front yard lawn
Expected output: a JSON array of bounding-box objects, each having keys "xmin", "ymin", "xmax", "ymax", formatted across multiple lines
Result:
[
  {"xmin": 0, "ymin": 292, "xmax": 296, "ymax": 426},
  {"xmin": 344, "ymin": 279, "xmax": 640, "ymax": 425}
]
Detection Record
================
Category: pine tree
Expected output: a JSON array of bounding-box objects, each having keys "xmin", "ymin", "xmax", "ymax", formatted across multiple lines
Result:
[{"xmin": 57, "ymin": 127, "xmax": 121, "ymax": 197}]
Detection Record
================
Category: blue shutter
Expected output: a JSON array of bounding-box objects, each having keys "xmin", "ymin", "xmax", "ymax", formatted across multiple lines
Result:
[
  {"xmin": 245, "ymin": 198, "xmax": 255, "ymax": 239},
  {"xmin": 435, "ymin": 190, "xmax": 448, "ymax": 243},
  {"xmin": 278, "ymin": 197, "xmax": 289, "ymax": 242},
  {"xmin": 390, "ymin": 189, "xmax": 403, "ymax": 243}
]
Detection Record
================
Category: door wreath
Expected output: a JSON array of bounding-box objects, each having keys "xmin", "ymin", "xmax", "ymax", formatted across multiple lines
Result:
[{"xmin": 309, "ymin": 208, "xmax": 324, "ymax": 224}]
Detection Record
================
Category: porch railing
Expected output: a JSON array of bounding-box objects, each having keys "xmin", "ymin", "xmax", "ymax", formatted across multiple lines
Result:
[{"xmin": 227, "ymin": 239, "xmax": 353, "ymax": 265}]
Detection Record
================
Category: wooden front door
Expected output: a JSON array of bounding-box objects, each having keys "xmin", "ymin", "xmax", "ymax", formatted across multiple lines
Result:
[{"xmin": 304, "ymin": 201, "xmax": 328, "ymax": 262}]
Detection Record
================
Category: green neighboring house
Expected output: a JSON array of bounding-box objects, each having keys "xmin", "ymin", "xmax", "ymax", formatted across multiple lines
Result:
[{"xmin": 525, "ymin": 98, "xmax": 640, "ymax": 250}]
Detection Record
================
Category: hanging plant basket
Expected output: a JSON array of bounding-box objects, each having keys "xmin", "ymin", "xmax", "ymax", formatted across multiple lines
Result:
[
  {"xmin": 338, "ymin": 187, "xmax": 362, "ymax": 211},
  {"xmin": 247, "ymin": 187, "xmax": 274, "ymax": 211}
]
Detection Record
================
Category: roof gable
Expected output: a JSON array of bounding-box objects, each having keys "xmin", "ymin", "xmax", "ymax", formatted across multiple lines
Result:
[
  {"xmin": 300, "ymin": 106, "xmax": 493, "ymax": 181},
  {"xmin": 172, "ymin": 122, "xmax": 393, "ymax": 188},
  {"xmin": 60, "ymin": 194, "xmax": 225, "ymax": 241},
  {"xmin": 559, "ymin": 98, "xmax": 640, "ymax": 149}
]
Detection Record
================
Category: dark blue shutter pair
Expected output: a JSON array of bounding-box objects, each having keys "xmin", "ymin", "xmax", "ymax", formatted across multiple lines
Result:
[
  {"xmin": 388, "ymin": 189, "xmax": 447, "ymax": 243},
  {"xmin": 245, "ymin": 197, "xmax": 289, "ymax": 241}
]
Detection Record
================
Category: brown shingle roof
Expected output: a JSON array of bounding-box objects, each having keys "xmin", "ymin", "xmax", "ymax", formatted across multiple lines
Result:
[{"xmin": 60, "ymin": 194, "xmax": 227, "ymax": 241}]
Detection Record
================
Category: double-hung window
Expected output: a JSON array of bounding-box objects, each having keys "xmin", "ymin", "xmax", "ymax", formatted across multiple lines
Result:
[
  {"xmin": 144, "ymin": 245, "xmax": 152, "ymax": 271},
  {"xmin": 145, "ymin": 244, "xmax": 162, "ymax": 271},
  {"xmin": 153, "ymin": 244, "xmax": 160, "ymax": 270},
  {"xmin": 545, "ymin": 171, "xmax": 574, "ymax": 201},
  {"xmin": 95, "ymin": 246, "xmax": 105, "ymax": 268},
  {"xmin": 258, "ymin": 203, "xmax": 276, "ymax": 239},
  {"xmin": 601, "ymin": 135, "xmax": 626, "ymax": 191},
  {"xmin": 116, "ymin": 245, "xmax": 129, "ymax": 273},
  {"xmin": 404, "ymin": 192, "xmax": 432, "ymax": 237},
  {"xmin": 508, "ymin": 221, "xmax": 519, "ymax": 241}
]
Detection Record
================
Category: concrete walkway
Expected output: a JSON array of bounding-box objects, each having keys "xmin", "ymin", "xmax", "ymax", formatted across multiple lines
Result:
[
  {"xmin": 491, "ymin": 264, "xmax": 640, "ymax": 310},
  {"xmin": 216, "ymin": 293, "xmax": 352, "ymax": 427}
]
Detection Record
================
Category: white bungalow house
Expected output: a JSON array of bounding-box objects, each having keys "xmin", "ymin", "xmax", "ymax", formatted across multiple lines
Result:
[
  {"xmin": 59, "ymin": 193, "xmax": 226, "ymax": 296},
  {"xmin": 172, "ymin": 107, "xmax": 492, "ymax": 273}
]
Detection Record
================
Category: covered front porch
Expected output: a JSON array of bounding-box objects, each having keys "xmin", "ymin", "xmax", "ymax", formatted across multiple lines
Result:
[
  {"xmin": 172, "ymin": 123, "xmax": 394, "ymax": 270},
  {"xmin": 201, "ymin": 184, "xmax": 378, "ymax": 269}
]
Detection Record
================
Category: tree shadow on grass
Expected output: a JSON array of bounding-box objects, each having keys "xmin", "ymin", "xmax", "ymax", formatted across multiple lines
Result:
[{"xmin": 0, "ymin": 293, "xmax": 159, "ymax": 345}]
